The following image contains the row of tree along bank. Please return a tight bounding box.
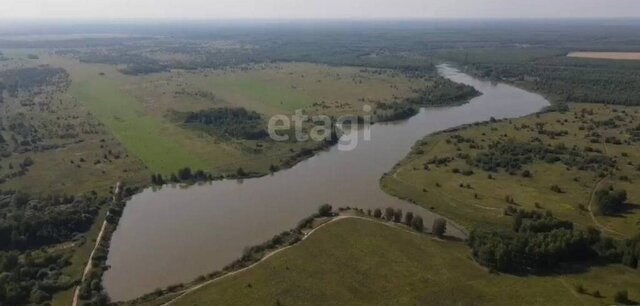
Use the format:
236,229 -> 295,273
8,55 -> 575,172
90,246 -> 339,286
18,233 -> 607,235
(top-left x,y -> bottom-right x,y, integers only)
126,204 -> 446,305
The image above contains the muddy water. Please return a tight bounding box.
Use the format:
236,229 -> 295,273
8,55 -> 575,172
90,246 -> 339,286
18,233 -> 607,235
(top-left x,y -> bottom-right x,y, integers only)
103,65 -> 550,301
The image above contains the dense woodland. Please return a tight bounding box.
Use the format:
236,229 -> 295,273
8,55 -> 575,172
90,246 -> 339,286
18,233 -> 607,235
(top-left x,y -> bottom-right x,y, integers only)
441,50 -> 640,106
182,107 -> 268,140
0,191 -> 104,304
469,209 -> 640,273
0,192 -> 100,250
405,78 -> 480,106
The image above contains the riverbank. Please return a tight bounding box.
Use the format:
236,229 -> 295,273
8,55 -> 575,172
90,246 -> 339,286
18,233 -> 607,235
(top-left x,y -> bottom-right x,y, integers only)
138,216 -> 640,306
381,102 -> 640,237
101,65 -> 550,301
124,206 -> 449,306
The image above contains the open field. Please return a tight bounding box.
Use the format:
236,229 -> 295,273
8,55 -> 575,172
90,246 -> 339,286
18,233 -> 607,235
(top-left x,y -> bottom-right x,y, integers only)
166,218 -> 640,306
568,52 -> 640,61
152,62 -> 433,117
46,56 -> 438,176
382,103 -> 640,238
0,50 -> 149,195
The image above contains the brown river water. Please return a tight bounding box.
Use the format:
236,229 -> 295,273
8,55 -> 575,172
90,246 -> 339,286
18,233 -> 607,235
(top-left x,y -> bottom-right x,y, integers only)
102,65 -> 550,301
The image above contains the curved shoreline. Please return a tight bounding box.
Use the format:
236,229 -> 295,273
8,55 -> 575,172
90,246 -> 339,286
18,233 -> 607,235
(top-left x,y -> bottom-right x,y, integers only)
103,64 -> 550,301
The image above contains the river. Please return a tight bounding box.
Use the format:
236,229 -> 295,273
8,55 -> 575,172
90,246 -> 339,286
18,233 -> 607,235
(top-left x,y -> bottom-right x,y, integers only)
102,65 -> 550,301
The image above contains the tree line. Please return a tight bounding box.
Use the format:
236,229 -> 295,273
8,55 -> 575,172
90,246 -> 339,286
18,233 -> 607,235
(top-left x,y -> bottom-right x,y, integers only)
469,208 -> 640,274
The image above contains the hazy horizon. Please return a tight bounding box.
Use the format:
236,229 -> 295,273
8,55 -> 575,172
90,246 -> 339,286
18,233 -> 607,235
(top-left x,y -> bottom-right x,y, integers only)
2,0 -> 640,20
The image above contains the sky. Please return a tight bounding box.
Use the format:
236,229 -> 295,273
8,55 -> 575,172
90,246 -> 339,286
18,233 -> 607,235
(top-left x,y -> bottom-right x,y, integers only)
2,0 -> 640,20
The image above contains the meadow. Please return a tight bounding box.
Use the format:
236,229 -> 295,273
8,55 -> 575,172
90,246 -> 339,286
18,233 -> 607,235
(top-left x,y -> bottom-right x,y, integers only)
168,218 -> 640,306
50,58 -> 436,176
382,104 -> 640,238
0,50 -> 148,196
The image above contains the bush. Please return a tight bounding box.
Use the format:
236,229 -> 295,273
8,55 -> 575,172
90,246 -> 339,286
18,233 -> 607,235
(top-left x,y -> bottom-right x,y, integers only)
550,184 -> 563,193
411,216 -> 424,232
373,208 -> 382,219
595,188 -> 627,215
404,212 -> 414,225
393,209 -> 403,223
384,207 -> 395,221
432,218 -> 447,237
318,204 -> 333,217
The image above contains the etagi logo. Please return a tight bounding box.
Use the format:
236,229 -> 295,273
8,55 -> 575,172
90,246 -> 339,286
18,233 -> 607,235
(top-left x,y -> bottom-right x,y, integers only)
267,105 -> 373,151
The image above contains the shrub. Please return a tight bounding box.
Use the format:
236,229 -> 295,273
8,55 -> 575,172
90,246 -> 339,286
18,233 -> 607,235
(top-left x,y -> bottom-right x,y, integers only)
432,218 -> 447,237
595,188 -> 627,215
318,204 -> 332,217
373,208 -> 382,219
404,212 -> 414,225
411,216 -> 424,232
393,209 -> 403,223
550,184 -> 563,193
384,207 -> 395,221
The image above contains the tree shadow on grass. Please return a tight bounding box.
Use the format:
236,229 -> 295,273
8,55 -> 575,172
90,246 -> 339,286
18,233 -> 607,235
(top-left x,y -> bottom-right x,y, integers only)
608,202 -> 640,218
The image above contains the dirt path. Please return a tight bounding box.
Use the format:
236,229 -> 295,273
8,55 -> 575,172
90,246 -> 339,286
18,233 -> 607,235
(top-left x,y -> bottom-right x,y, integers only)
72,182 -> 120,306
584,134 -> 624,237
161,215 -> 430,306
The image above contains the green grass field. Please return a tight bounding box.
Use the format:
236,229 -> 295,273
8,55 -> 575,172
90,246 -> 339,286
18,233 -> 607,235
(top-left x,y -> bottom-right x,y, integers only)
45,58 -> 436,176
0,51 -> 149,195
130,62 -> 432,117
52,57 -> 210,175
169,218 -> 639,306
382,103 -> 640,238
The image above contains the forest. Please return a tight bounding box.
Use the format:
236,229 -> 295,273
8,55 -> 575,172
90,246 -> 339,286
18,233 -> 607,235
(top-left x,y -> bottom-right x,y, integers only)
0,191 -> 105,304
182,107 -> 268,140
447,51 -> 640,106
469,209 -> 640,274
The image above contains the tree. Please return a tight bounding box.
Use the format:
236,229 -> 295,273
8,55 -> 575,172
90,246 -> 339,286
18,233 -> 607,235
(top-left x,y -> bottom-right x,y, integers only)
170,173 -> 179,183
595,188 -> 627,215
178,167 -> 192,181
404,212 -> 414,225
384,207 -> 395,221
237,167 -> 247,177
20,156 -> 34,168
318,204 -> 332,217
373,208 -> 382,219
411,216 -> 424,232
393,209 -> 403,223
432,218 -> 447,237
